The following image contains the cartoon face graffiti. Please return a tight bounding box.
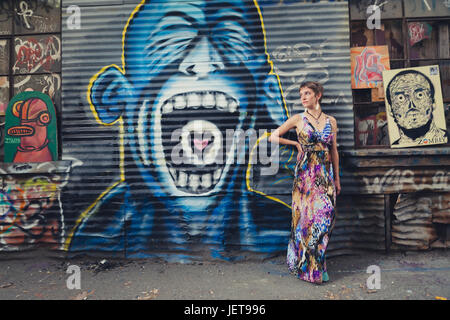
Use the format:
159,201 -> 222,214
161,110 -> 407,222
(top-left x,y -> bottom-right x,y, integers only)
4,91 -> 58,163
8,97 -> 52,162
387,71 -> 434,130
89,0 -> 284,199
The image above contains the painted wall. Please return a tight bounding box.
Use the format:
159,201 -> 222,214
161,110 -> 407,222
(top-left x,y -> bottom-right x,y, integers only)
57,0 -> 352,261
1,0 -> 446,260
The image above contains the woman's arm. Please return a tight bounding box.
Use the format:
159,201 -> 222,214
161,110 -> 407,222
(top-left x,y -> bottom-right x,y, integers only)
268,114 -> 302,153
329,117 -> 341,195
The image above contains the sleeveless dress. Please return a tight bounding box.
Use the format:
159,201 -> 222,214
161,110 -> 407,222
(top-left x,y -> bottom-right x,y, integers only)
287,113 -> 336,284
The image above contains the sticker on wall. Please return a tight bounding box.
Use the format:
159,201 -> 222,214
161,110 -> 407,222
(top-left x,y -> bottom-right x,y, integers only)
408,22 -> 432,47
383,65 -> 448,148
351,46 -> 390,89
4,91 -> 58,162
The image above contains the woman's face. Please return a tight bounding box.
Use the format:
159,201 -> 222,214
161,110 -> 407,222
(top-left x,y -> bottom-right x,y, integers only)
300,87 -> 320,110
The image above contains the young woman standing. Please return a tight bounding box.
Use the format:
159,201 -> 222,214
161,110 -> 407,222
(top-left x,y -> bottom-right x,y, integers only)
269,81 -> 340,284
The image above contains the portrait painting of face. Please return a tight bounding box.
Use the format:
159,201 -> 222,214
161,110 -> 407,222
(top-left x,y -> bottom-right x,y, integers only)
383,66 -> 448,148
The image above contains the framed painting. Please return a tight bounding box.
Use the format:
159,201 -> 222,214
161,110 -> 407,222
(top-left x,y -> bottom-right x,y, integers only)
383,65 -> 448,148
351,45 -> 390,89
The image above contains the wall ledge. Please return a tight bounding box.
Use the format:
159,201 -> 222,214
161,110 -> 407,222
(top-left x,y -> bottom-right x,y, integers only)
341,146 -> 450,168
0,161 -> 74,175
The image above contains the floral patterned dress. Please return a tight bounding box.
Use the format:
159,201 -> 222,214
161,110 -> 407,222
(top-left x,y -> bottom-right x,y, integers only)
287,113 -> 336,284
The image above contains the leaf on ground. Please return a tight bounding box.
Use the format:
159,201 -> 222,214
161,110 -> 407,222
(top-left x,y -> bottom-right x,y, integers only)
71,290 -> 95,300
137,288 -> 159,300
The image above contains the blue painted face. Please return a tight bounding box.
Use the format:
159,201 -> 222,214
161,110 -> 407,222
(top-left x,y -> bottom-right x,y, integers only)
90,0 -> 286,199
125,1 -> 262,197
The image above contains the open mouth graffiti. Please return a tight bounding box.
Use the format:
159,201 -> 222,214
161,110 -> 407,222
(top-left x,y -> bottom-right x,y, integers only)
160,91 -> 240,194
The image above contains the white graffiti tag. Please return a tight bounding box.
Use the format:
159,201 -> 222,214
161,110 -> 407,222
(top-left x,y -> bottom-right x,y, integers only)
363,169 -> 450,193
13,36 -> 61,74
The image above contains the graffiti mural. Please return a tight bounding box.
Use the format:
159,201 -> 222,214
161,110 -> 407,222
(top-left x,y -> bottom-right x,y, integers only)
13,0 -> 61,34
0,160 -> 80,251
13,35 -> 61,75
65,0 -> 293,260
14,73 -> 60,97
4,91 -> 58,163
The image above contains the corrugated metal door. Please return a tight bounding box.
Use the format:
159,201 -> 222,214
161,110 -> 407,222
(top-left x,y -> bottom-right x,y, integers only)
61,0 -> 354,261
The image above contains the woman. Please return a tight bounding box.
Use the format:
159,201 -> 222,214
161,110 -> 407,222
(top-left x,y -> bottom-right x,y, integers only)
269,81 -> 340,284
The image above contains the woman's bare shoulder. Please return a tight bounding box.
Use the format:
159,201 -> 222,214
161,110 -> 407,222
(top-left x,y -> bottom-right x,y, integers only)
325,114 -> 337,125
291,113 -> 303,128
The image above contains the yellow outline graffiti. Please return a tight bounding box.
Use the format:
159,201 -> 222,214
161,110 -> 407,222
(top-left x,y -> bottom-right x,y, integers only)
247,0 -> 291,209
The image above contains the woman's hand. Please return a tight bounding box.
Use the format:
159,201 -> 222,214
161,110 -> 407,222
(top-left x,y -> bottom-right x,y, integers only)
335,178 -> 341,195
296,143 -> 303,161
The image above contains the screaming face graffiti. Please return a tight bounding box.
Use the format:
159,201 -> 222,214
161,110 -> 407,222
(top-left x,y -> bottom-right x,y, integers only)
67,0 -> 290,260
144,25 -> 251,196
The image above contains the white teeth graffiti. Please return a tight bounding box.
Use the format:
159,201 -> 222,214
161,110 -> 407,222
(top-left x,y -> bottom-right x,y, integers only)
203,93 -> 215,108
162,101 -> 174,114
161,91 -> 239,114
154,90 -> 241,196
201,173 -> 212,189
213,168 -> 221,181
187,93 -> 201,108
174,95 -> 185,109
178,171 -> 188,188
167,166 -> 223,193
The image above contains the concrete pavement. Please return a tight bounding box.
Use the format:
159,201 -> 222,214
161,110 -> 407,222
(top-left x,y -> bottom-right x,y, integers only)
0,249 -> 448,300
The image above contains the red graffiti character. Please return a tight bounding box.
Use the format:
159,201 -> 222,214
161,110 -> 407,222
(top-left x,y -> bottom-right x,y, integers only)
8,97 -> 52,162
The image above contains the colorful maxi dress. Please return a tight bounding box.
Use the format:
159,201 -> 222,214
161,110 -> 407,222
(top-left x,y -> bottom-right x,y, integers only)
287,113 -> 336,284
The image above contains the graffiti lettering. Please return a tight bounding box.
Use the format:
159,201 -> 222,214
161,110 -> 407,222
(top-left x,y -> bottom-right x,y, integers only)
11,163 -> 33,173
0,0 -> 59,32
14,74 -> 61,100
363,169 -> 450,193
432,171 -> 450,190
16,1 -> 36,30
272,41 -> 329,111
353,47 -> 387,88
13,36 -> 61,74
363,169 -> 414,193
